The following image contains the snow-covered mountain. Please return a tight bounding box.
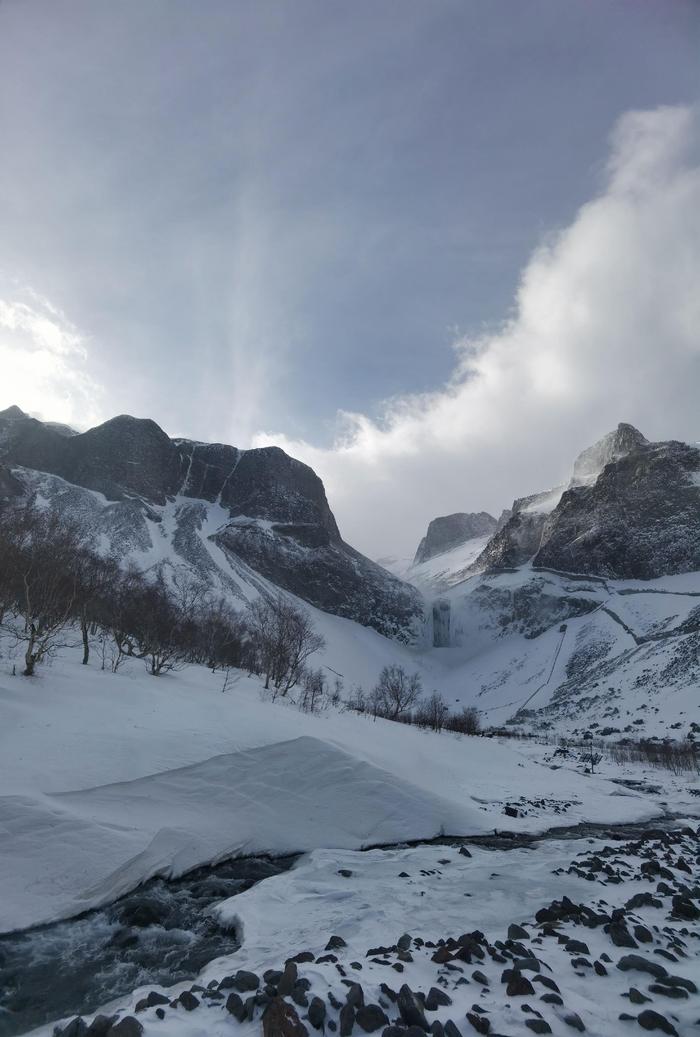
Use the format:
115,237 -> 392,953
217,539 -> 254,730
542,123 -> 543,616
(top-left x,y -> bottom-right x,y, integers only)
0,406 -> 422,641
2,407 -> 698,738
414,511 -> 498,565
474,422 -> 700,577
386,424 -> 700,737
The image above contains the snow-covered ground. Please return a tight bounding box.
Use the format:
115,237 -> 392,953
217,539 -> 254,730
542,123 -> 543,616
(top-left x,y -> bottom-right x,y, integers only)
1,635 -> 698,1037
0,645 -> 683,936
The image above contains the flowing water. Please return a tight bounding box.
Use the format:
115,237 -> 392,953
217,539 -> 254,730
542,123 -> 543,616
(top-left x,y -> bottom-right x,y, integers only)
0,815 -> 692,1037
0,855 -> 297,1037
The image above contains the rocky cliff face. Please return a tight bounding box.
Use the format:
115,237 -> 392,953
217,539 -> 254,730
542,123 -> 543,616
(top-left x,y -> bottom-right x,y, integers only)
472,423 -> 699,580
535,437 -> 700,578
570,422 -> 648,487
0,406 -> 422,640
413,512 -> 497,564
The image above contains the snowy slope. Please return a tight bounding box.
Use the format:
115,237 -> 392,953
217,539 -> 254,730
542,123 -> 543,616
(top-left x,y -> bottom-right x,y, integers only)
379,535 -> 492,592
410,565 -> 700,738
0,649 -> 662,935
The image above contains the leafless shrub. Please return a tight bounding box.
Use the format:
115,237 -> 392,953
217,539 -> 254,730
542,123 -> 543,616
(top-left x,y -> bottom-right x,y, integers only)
445,706 -> 481,736
415,691 -> 449,732
246,593 -> 325,696
607,739 -> 699,774
371,664 -> 422,721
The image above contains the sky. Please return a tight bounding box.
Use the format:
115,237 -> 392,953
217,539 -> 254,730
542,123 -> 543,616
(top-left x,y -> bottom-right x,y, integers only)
1,0 -> 699,557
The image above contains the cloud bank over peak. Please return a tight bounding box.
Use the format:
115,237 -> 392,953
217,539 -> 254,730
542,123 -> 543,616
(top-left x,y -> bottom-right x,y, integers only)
255,104 -> 700,558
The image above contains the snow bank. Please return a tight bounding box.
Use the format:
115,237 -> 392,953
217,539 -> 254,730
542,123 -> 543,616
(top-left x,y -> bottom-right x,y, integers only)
0,650 -> 660,934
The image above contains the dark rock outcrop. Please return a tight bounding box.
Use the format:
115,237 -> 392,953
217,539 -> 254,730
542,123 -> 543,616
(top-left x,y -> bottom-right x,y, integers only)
472,424 -> 700,580
414,513 -> 497,565
0,406 -> 422,640
534,437 -> 700,578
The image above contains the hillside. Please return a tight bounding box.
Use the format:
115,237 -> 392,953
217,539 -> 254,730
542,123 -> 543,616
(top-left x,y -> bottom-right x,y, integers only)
0,406 -> 422,641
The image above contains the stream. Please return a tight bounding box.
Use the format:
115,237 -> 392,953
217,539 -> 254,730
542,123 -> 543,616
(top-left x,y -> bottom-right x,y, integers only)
0,855 -> 297,1037
0,814 -> 691,1037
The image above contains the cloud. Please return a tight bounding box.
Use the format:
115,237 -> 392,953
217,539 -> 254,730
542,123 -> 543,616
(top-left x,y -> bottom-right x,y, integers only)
0,282 -> 104,429
254,104 -> 700,558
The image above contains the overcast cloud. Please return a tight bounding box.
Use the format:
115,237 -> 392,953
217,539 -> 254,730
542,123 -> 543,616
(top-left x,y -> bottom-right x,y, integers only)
262,104 -> 700,555
0,1 -> 698,557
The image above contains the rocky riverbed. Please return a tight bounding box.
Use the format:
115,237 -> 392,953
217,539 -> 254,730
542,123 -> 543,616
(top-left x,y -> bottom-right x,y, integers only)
44,820 -> 700,1037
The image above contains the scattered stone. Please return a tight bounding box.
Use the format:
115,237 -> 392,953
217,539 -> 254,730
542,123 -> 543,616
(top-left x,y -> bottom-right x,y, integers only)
471,971 -> 489,987
292,985 -> 310,1008
565,940 -> 590,956
425,987 -> 452,1011
533,976 -> 559,994
263,997 -> 309,1037
226,993 -> 247,1022
636,1009 -> 679,1036
356,1005 -> 390,1032
562,1013 -> 585,1032
85,1016 -> 117,1037
506,973 -> 535,997
524,1021 -> 551,1035
465,1013 -> 489,1035
616,955 -> 668,979
670,895 -> 699,921
278,963 -> 299,996
346,982 -> 365,1008
338,870 -> 353,878
648,984 -> 688,1000
629,989 -> 651,1004
397,985 -> 429,1030
308,997 -> 326,1030
105,1019 -> 143,1037
340,1004 -> 355,1037
60,1020 -> 87,1037
175,991 -> 198,1011
508,924 -> 529,941
234,970 -> 260,992
609,923 -> 638,949
327,936 -> 347,950
539,994 -> 563,1006
634,926 -> 653,944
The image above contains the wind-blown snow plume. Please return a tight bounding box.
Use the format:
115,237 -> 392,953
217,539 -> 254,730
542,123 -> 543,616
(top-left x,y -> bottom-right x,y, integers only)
256,104 -> 700,557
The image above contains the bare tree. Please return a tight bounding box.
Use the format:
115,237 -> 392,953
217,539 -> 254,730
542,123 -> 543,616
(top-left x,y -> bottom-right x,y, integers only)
0,501 -> 83,676
298,666 -> 326,713
416,690 -> 449,732
246,594 -> 325,696
446,705 -> 481,736
73,550 -> 117,665
344,685 -> 367,714
372,664 -> 422,721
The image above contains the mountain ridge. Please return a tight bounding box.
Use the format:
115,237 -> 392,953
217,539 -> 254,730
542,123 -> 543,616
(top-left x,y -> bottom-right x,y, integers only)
0,405 -> 422,640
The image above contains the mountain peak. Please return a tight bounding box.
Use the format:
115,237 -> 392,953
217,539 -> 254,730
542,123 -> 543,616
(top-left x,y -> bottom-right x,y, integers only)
570,422 -> 648,487
414,511 -> 497,565
0,405 -> 29,421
